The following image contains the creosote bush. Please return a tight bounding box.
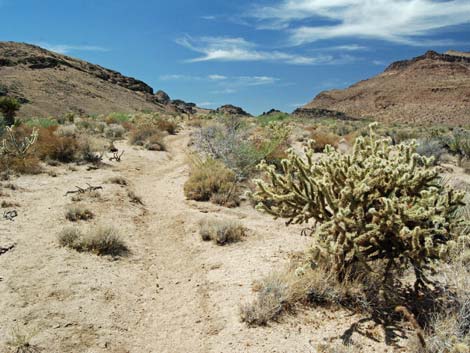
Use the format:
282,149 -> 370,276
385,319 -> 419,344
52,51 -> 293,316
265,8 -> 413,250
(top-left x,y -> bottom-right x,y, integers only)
253,123 -> 466,289
199,218 -> 246,245
65,205 -> 94,221
184,156 -> 238,205
58,225 -> 128,256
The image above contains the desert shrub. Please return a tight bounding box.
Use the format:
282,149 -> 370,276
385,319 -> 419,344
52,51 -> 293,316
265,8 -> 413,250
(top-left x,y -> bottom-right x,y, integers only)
35,127 -> 79,163
257,112 -> 289,126
104,124 -> 126,139
25,117 -> 58,129
416,138 -> 446,165
309,129 -> 340,152
105,112 -> 130,125
385,127 -> 421,145
129,125 -> 161,146
0,96 -> 20,126
76,136 -> 106,164
58,225 -> 128,256
155,118 -> 178,135
184,156 -> 237,203
240,264 -> 368,326
6,325 -> 40,353
55,124 -> 77,137
107,176 -> 128,185
83,226 -> 128,256
58,227 -> 83,249
143,131 -> 166,151
128,190 -> 144,204
194,119 -> 289,178
199,218 -> 246,245
65,205 -> 94,221
253,123 -> 466,289
442,128 -> 470,166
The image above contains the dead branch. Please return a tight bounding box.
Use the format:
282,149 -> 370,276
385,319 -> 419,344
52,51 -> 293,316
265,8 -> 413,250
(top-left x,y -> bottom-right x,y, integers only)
64,184 -> 103,196
3,210 -> 18,221
109,150 -> 124,162
0,243 -> 15,255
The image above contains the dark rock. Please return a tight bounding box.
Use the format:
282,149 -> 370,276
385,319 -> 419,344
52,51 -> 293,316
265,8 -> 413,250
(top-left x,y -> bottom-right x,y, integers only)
292,107 -> 358,121
261,108 -> 282,116
215,104 -> 251,116
154,90 -> 171,105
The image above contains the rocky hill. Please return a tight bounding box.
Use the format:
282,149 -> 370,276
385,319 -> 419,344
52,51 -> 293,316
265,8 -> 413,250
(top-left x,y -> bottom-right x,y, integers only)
0,41 -> 198,117
300,50 -> 470,125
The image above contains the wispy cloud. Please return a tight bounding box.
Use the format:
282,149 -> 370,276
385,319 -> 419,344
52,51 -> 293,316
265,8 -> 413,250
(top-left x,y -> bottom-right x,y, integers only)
197,101 -> 218,107
201,15 -> 216,20
176,35 -> 350,64
35,42 -> 108,54
160,73 -> 280,94
249,0 -> 470,46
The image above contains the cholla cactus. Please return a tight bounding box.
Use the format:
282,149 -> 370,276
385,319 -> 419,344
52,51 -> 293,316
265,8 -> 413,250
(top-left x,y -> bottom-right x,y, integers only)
0,126 -> 38,159
253,123 -> 466,289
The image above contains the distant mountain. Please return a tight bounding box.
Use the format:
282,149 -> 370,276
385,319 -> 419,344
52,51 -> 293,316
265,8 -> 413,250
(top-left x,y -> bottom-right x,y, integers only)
298,50 -> 470,125
0,41 -> 200,117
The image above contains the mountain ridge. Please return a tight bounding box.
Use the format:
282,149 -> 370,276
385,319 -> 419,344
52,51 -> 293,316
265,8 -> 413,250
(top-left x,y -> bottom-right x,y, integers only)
299,50 -> 470,125
0,41 -> 200,117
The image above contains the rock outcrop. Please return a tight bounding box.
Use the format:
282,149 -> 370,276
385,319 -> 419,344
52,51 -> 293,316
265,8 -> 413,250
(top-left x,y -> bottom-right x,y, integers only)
302,50 -> 470,125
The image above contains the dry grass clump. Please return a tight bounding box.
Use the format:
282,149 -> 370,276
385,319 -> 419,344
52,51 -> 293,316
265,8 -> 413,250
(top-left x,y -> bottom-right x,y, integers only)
199,218 -> 246,245
144,131 -> 166,151
106,176 -> 128,185
1,200 -> 20,208
65,205 -> 94,222
104,124 -> 126,139
6,326 -> 40,353
309,129 -> 340,152
55,124 -> 77,137
184,156 -> 238,205
240,263 -> 368,326
128,190 -> 144,205
156,119 -> 178,135
58,225 -> 128,257
129,125 -> 166,151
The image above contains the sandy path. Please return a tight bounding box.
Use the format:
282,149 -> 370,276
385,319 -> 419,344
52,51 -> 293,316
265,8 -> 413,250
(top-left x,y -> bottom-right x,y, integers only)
0,130 -> 406,353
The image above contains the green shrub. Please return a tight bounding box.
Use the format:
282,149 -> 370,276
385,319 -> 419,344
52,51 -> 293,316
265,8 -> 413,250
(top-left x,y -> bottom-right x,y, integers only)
25,117 -> 59,129
253,123 -> 466,289
0,96 -> 20,126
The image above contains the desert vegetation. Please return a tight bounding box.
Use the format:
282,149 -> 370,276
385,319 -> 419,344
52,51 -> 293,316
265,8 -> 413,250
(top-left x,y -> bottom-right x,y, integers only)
1,105 -> 469,353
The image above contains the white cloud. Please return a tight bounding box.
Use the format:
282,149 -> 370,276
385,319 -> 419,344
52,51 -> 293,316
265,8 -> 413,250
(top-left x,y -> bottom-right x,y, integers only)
197,101 -> 217,107
208,74 -> 228,80
160,73 -> 280,94
249,0 -> 470,46
201,15 -> 216,20
35,42 -> 108,54
176,35 -> 344,64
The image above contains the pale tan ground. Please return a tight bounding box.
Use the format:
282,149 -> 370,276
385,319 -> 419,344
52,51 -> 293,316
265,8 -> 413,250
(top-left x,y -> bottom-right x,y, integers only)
0,130 -> 424,353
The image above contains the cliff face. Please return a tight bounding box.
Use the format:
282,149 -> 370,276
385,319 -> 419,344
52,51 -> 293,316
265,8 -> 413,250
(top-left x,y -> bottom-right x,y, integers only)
0,41 -> 197,117
301,50 -> 470,125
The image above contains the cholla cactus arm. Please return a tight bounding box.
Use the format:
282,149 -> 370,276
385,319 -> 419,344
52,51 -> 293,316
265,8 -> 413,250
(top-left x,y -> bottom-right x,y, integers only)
253,123 -> 466,287
0,127 -> 38,158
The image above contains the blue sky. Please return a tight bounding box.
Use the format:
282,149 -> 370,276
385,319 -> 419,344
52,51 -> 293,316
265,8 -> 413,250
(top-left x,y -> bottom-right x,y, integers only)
1,0 -> 470,115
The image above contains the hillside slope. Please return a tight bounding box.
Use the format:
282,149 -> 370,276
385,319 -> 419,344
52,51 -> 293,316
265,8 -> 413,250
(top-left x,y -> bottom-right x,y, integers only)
0,41 -> 198,117
300,50 -> 470,125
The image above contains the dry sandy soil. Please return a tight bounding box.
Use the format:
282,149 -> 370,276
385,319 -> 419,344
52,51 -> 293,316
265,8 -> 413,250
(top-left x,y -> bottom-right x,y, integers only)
0,130 -> 437,353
